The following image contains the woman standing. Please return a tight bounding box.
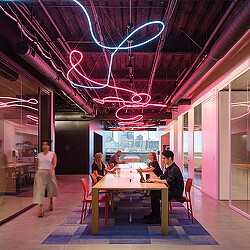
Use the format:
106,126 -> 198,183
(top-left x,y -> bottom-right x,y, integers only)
33,140 -> 59,217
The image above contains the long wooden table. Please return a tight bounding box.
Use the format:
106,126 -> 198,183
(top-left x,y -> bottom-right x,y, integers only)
92,163 -> 168,235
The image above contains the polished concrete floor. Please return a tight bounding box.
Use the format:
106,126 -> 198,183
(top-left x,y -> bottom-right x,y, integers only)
0,175 -> 249,250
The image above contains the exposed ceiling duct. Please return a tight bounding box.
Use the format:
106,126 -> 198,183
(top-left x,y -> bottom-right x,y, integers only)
55,112 -> 93,121
15,41 -> 94,115
169,0 -> 250,106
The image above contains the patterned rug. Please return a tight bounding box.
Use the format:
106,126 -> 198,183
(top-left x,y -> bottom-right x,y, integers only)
42,192 -> 218,245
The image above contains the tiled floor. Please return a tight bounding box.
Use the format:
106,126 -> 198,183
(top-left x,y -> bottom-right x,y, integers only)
0,175 -> 250,250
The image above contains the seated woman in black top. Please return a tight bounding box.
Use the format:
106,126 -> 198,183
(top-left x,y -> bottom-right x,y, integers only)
136,152 -> 163,197
137,152 -> 163,177
92,153 -> 117,181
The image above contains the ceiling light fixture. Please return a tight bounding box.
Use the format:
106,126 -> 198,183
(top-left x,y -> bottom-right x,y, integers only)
67,0 -> 166,126
68,0 -> 164,89
127,59 -> 133,69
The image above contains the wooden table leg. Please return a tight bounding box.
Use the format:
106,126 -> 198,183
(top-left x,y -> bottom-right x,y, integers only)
161,188 -> 168,235
110,191 -> 114,212
92,188 -> 99,235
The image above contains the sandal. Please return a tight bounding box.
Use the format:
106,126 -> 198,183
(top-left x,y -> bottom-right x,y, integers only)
49,204 -> 53,211
38,211 -> 44,217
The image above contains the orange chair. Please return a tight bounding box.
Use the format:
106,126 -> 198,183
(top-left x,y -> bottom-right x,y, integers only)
80,178 -> 109,224
169,178 -> 194,224
90,173 -> 114,212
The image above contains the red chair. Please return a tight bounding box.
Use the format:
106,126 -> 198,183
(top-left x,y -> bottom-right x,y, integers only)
90,173 -> 114,212
80,178 -> 109,224
169,178 -> 194,224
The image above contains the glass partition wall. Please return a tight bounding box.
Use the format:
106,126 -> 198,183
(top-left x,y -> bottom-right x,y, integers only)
194,104 -> 202,187
0,73 -> 39,222
183,113 -> 189,180
230,69 -> 250,217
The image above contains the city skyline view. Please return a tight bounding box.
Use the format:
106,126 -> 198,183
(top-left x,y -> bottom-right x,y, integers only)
105,131 -> 159,153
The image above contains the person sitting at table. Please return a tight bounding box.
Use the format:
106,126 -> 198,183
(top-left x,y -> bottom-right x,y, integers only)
105,162 -> 117,174
144,150 -> 185,224
92,153 -> 117,181
108,151 -> 127,198
33,140 -> 59,217
137,152 -> 163,198
109,150 -> 124,166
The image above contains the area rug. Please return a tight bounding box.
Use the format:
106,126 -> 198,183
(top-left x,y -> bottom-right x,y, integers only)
42,192 -> 218,245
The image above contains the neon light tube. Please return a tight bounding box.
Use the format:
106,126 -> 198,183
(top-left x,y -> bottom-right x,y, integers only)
0,97 -> 38,111
67,1 -> 167,126
27,115 -> 38,124
68,0 -> 164,89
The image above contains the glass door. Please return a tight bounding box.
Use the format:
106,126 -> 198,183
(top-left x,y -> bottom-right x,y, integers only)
230,69 -> 250,216
183,113 -> 188,180
0,73 -> 39,222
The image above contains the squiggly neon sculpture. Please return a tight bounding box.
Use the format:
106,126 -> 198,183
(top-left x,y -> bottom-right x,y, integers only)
231,101 -> 250,120
27,114 -> 38,125
67,0 -> 167,126
0,97 -> 38,111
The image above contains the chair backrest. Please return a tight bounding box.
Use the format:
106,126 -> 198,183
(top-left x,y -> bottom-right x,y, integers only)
90,173 -> 97,187
185,178 -> 193,197
81,178 -> 90,200
5,167 -> 16,179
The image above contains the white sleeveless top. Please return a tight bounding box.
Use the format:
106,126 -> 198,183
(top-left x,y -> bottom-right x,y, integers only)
37,151 -> 54,170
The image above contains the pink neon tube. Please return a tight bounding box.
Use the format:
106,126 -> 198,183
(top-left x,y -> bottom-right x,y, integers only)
0,97 -> 38,111
67,50 -> 166,125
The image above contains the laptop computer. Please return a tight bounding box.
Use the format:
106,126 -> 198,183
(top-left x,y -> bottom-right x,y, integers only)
137,170 -> 146,183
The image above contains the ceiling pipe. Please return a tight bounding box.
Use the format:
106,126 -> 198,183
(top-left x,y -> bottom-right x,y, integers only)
55,112 -> 93,121
164,0 -> 240,106
10,1 -> 96,101
169,0 -> 250,106
147,0 -> 177,94
15,41 -> 94,115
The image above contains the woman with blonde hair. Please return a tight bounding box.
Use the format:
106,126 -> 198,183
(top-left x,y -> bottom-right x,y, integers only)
92,152 -> 117,181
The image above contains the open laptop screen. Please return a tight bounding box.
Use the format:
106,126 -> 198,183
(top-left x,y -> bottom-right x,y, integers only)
137,170 -> 146,183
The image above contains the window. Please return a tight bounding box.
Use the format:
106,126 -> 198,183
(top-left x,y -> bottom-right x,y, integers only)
105,131 -> 159,163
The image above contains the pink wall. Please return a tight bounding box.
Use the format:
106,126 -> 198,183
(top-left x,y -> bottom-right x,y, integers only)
202,93 -> 219,199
